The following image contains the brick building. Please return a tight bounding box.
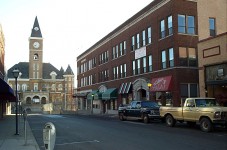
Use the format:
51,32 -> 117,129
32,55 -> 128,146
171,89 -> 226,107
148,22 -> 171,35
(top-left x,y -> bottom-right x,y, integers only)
197,0 -> 227,106
7,17 -> 75,113
75,0 -> 199,114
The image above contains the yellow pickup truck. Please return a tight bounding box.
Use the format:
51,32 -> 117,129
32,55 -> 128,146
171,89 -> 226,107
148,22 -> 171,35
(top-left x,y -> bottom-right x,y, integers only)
160,98 -> 227,132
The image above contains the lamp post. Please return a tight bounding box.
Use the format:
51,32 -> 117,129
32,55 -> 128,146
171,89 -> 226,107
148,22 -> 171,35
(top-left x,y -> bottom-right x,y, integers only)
91,94 -> 94,114
147,83 -> 152,100
12,68 -> 20,135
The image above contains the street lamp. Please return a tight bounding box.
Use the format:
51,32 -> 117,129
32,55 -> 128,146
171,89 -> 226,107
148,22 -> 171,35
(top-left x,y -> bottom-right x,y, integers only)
12,68 -> 20,135
147,83 -> 152,100
91,94 -> 94,114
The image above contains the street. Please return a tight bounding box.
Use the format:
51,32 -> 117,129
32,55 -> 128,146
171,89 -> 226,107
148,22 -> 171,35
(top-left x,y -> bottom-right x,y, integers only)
27,114 -> 227,150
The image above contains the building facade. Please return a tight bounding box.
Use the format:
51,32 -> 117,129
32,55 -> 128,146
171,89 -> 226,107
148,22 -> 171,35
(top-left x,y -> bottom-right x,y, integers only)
0,24 -> 16,118
75,0 -> 199,114
7,17 -> 75,113
197,0 -> 227,106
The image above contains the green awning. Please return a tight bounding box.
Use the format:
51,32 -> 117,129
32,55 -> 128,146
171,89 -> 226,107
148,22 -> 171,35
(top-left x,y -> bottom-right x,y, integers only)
102,88 -> 117,100
87,90 -> 98,100
94,92 -> 102,100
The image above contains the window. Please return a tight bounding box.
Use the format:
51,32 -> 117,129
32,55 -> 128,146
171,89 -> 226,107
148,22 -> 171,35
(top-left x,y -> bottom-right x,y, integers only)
188,48 -> 196,67
209,18 -> 216,36
169,48 -> 174,67
142,30 -> 146,46
34,83 -> 38,91
160,19 -> 165,38
120,43 -> 123,56
178,15 -> 195,34
178,15 -> 186,33
179,47 -> 187,66
148,55 -> 152,72
180,84 -> 198,98
131,36 -> 135,51
22,84 -> 27,92
162,50 -> 166,69
136,33 -> 140,49
123,41 -> 126,55
147,27 -> 152,44
143,57 -> 146,73
179,47 -> 197,67
34,54 -> 39,60
168,16 -> 173,35
113,67 -> 116,79
137,59 -> 140,74
133,60 -> 136,75
116,45 -> 119,58
112,47 -> 115,59
124,64 -> 127,77
116,66 -> 119,79
187,16 -> 195,34
120,65 -> 123,78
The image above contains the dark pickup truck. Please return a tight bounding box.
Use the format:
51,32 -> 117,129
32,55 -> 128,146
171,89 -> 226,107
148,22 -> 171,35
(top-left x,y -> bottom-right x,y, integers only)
118,100 -> 160,123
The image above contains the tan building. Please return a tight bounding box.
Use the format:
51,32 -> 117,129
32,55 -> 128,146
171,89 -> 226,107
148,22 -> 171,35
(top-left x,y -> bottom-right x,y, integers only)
7,17 -> 75,113
198,0 -> 227,105
0,24 -> 16,118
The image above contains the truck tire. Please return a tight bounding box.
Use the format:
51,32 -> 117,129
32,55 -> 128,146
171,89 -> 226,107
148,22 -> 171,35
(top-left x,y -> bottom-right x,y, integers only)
200,118 -> 213,132
165,115 -> 176,127
119,113 -> 126,121
143,114 -> 149,124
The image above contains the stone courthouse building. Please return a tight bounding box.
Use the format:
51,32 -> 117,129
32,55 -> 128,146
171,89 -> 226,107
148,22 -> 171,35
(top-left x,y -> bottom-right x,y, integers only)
7,17 -> 75,113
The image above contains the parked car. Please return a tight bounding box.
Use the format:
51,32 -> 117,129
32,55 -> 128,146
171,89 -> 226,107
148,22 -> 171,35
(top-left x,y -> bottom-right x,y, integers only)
118,100 -> 160,123
160,97 -> 227,132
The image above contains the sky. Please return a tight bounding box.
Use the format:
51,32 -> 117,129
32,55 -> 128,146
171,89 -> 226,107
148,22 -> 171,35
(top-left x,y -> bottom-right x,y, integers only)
0,0 -> 152,78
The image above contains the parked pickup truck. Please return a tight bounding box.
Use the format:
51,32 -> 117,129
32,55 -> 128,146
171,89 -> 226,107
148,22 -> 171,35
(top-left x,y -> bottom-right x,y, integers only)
160,98 -> 227,132
118,100 -> 160,123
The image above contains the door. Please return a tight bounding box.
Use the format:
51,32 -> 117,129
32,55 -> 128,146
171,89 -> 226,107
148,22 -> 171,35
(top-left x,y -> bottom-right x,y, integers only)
183,99 -> 196,121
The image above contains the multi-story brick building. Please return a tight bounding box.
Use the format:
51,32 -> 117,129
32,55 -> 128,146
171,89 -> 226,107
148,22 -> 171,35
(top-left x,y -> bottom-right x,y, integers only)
0,24 -> 16,118
7,17 -> 75,113
198,0 -> 227,106
75,0 -> 199,114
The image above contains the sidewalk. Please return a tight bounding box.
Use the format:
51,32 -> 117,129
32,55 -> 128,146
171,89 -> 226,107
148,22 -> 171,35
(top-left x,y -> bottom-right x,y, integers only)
0,115 -> 40,150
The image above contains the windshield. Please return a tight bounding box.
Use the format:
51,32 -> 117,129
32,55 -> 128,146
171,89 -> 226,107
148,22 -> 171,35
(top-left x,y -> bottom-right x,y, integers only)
195,99 -> 219,107
141,101 -> 159,108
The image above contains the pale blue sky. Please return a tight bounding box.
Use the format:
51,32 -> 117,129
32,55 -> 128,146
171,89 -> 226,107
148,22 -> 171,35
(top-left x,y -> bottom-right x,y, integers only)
0,0 -> 152,76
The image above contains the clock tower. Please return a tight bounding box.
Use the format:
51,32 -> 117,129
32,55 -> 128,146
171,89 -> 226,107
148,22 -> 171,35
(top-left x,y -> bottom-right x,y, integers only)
29,16 -> 43,79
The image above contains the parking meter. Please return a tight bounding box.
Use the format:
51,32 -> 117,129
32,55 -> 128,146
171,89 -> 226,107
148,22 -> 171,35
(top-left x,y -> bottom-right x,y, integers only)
23,110 -> 27,145
43,122 -> 56,150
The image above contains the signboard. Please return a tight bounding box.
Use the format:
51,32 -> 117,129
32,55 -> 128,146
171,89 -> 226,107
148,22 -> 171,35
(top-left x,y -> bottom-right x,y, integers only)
135,47 -> 146,59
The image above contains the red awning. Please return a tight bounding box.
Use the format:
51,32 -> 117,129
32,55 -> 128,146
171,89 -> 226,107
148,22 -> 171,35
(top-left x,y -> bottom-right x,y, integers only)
150,76 -> 172,92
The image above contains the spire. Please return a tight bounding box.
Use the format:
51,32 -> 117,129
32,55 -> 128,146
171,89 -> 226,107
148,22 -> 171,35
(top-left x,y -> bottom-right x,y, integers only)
64,65 -> 74,75
30,16 -> 42,38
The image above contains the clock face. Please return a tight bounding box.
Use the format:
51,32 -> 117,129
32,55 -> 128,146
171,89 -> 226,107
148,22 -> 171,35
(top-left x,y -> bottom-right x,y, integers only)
34,27 -> 39,31
33,42 -> 40,48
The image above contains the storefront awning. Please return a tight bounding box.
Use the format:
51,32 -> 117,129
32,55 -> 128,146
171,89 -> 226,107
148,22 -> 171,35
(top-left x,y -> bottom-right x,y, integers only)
0,78 -> 16,102
102,88 -> 117,100
119,82 -> 132,94
87,90 -> 98,100
94,92 -> 102,100
150,76 -> 172,92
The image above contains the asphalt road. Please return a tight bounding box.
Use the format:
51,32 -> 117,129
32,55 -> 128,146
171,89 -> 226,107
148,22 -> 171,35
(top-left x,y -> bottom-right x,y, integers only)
27,114 -> 227,150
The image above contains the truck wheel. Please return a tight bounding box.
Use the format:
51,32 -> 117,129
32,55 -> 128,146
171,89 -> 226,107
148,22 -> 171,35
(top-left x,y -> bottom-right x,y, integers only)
119,113 -> 126,121
200,118 -> 213,132
166,115 -> 176,127
143,114 -> 149,124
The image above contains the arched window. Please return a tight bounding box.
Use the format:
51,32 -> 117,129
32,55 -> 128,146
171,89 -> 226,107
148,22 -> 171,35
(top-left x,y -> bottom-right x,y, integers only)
32,96 -> 40,104
22,84 -> 27,92
41,97 -> 46,104
51,84 -> 56,91
26,97 -> 32,104
58,84 -> 63,91
34,53 -> 39,60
